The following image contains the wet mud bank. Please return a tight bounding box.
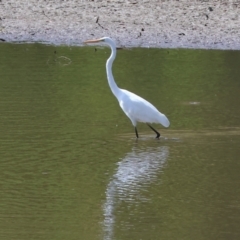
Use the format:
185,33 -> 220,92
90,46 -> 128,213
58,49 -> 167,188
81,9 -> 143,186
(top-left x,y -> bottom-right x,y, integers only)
0,0 -> 239,49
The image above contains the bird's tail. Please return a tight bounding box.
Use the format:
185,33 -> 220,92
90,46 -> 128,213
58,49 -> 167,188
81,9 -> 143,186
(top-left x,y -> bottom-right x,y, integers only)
159,113 -> 170,128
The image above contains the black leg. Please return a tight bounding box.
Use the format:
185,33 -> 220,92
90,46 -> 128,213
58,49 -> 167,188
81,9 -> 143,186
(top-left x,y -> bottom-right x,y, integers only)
135,127 -> 139,138
147,124 -> 160,139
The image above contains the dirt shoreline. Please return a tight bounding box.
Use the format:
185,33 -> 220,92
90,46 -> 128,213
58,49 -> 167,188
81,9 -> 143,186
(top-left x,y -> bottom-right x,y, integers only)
0,0 -> 240,49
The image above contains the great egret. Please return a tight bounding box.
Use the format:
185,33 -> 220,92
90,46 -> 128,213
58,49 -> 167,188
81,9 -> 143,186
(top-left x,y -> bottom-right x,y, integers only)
84,37 -> 170,138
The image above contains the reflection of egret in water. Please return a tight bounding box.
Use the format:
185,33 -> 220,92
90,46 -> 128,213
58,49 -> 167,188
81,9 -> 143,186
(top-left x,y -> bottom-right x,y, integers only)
103,146 -> 169,240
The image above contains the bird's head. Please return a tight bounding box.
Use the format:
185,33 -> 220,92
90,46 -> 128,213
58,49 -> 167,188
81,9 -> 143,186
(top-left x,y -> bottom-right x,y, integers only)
84,37 -> 115,46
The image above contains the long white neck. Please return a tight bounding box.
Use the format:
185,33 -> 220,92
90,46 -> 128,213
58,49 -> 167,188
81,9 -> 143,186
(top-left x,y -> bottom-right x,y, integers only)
106,41 -> 121,99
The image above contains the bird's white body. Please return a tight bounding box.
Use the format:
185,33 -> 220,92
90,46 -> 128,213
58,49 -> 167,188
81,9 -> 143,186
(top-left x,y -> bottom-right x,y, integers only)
117,89 -> 170,127
84,37 -> 170,138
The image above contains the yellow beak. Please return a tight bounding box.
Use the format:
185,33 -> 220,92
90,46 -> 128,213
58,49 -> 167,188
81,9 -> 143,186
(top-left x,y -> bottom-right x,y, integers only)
84,38 -> 102,44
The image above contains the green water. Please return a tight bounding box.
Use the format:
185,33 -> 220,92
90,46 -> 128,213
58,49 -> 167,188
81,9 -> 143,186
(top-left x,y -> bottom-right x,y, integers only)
0,43 -> 239,240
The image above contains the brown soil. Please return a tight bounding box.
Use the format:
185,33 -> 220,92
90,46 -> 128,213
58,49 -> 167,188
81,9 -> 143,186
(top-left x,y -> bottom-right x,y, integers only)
0,0 -> 239,49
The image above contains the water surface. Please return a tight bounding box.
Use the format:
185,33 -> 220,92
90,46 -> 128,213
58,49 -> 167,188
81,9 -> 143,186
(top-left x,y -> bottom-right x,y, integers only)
0,43 -> 240,240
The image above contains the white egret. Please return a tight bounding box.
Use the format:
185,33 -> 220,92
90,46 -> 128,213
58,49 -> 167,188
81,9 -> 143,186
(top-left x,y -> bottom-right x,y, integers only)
84,37 -> 170,138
